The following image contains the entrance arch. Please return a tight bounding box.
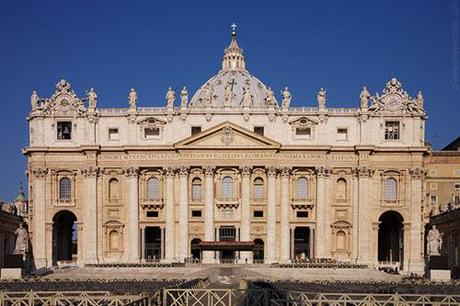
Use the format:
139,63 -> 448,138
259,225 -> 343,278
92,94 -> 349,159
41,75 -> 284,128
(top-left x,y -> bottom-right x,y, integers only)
378,211 -> 404,267
52,210 -> 78,264
191,238 -> 202,261
253,239 -> 264,263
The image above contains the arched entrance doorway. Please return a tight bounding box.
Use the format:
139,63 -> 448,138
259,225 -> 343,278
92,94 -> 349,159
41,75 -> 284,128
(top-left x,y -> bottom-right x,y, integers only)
253,239 -> 264,263
52,210 -> 77,264
378,211 -> 404,269
191,238 -> 202,261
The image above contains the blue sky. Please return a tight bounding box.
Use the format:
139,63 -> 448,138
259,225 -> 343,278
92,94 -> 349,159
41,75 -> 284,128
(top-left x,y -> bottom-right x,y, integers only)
0,0 -> 458,200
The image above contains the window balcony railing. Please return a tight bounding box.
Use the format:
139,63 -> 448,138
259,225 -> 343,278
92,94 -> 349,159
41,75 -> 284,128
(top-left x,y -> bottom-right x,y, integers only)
380,199 -> 401,206
141,198 -> 164,210
335,198 -> 348,204
291,197 -> 314,210
251,197 -> 266,203
216,197 -> 239,209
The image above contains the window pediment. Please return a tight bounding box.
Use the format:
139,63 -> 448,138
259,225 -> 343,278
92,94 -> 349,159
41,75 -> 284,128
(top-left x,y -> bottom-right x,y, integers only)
137,117 -> 166,128
289,117 -> 318,128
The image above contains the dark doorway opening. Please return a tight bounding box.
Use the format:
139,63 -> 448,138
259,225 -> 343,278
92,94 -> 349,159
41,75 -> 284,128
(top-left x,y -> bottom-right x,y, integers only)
52,210 -> 77,264
253,239 -> 264,262
378,211 -> 404,267
191,238 -> 202,261
145,227 -> 161,261
219,226 -> 236,262
294,227 -> 310,260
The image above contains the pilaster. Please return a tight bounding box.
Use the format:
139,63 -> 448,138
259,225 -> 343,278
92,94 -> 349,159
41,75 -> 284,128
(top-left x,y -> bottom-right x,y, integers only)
355,166 -> 374,264
31,168 -> 48,269
203,166 -> 216,263
408,168 -> 425,274
266,166 -> 277,263
81,167 -> 100,264
315,166 -> 331,258
279,167 -> 291,263
239,166 -> 252,263
125,167 -> 139,262
164,167 -> 176,263
178,166 -> 189,261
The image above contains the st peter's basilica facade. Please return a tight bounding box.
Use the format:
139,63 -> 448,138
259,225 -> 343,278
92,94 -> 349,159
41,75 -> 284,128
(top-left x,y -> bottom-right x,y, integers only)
24,28 -> 428,274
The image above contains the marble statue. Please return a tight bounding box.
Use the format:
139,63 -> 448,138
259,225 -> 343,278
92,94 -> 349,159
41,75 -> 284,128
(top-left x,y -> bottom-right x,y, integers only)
416,91 -> 424,108
281,86 -> 292,108
128,88 -> 137,109
86,88 -> 98,109
180,86 -> 188,108
265,87 -> 275,107
242,87 -> 253,108
359,86 -> 370,109
166,87 -> 176,108
223,82 -> 233,106
30,90 -> 39,111
13,223 -> 29,255
427,225 -> 443,256
317,88 -> 326,109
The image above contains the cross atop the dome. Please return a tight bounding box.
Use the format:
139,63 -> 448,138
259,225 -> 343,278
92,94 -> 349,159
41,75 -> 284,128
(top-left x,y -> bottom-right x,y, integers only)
231,23 -> 237,32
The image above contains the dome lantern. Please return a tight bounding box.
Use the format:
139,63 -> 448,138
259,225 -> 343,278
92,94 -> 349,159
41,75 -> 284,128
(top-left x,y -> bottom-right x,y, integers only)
222,23 -> 245,71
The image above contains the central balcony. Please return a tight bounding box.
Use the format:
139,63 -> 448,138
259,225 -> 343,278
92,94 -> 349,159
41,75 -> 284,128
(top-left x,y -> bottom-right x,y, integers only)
141,199 -> 164,210
216,197 -> 239,209
291,197 -> 315,210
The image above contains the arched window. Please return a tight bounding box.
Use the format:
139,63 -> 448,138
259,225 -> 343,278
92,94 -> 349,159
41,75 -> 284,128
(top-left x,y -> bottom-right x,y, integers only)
296,177 -> 308,199
109,230 -> 119,251
222,176 -> 234,199
192,178 -> 202,202
109,178 -> 119,201
147,177 -> 160,201
336,178 -> 347,199
336,231 -> 346,251
384,178 -> 397,201
59,177 -> 71,201
253,178 -> 264,200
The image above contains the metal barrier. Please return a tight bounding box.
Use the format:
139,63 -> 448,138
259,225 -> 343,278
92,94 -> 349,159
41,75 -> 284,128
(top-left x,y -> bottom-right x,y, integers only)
0,290 -> 146,306
162,289 -> 460,306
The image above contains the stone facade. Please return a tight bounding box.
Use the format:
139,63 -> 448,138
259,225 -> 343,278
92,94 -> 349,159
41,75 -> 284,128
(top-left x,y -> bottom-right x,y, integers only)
23,28 -> 428,273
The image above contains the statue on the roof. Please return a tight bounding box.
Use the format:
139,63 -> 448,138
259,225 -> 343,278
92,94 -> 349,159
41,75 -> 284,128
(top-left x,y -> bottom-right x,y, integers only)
281,86 -> 292,109
317,88 -> 326,109
166,87 -> 175,108
359,86 -> 370,110
30,90 -> 39,111
180,86 -> 188,108
265,87 -> 276,107
86,88 -> 98,109
416,90 -> 424,108
242,87 -> 253,108
223,82 -> 234,107
128,88 -> 137,109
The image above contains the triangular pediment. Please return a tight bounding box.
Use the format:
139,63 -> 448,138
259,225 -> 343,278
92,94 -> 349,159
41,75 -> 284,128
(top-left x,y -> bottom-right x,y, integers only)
174,121 -> 281,149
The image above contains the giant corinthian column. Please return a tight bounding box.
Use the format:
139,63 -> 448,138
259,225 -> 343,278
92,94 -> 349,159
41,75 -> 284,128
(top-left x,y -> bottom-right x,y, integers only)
31,168 -> 48,268
315,166 -> 330,258
355,166 -> 372,264
178,166 -> 189,261
125,167 -> 140,262
239,166 -> 252,263
409,168 -> 424,274
266,166 -> 277,263
279,167 -> 291,263
164,167 -> 175,262
82,167 -> 99,264
202,166 -> 215,263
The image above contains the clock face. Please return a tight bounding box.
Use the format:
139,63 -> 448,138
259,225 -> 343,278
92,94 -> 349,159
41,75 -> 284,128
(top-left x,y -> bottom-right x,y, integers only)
57,94 -> 72,110
383,94 -> 400,109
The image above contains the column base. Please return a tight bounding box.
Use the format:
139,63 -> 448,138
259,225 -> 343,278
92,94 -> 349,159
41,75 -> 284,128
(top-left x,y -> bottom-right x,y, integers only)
408,260 -> 425,275
265,258 -> 277,264
33,258 -> 48,270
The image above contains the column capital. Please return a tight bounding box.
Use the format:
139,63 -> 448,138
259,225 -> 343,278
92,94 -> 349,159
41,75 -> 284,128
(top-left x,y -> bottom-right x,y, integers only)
165,167 -> 176,177
240,166 -> 251,177
124,167 -> 139,177
31,168 -> 48,178
353,166 -> 374,177
279,167 -> 291,178
178,166 -> 189,177
204,166 -> 215,177
409,168 -> 425,179
315,166 -> 332,177
81,167 -> 100,177
266,166 -> 277,177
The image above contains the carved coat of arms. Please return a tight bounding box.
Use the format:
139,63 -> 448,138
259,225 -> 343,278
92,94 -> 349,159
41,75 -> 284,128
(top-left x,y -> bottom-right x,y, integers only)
220,126 -> 234,145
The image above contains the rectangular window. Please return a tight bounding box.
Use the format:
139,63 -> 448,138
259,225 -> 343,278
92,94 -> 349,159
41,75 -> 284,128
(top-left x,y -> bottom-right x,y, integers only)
430,195 -> 437,206
191,126 -> 202,136
253,210 -> 264,218
146,211 -> 159,218
296,127 -> 311,138
384,121 -> 400,140
455,183 -> 460,190
254,126 -> 264,136
144,127 -> 160,139
108,128 -> 119,140
192,210 -> 202,217
57,122 -> 72,140
296,211 -> 309,218
337,128 -> 348,141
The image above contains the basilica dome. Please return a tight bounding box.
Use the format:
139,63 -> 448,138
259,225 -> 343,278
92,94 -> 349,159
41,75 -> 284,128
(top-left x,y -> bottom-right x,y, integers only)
189,29 -> 278,109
